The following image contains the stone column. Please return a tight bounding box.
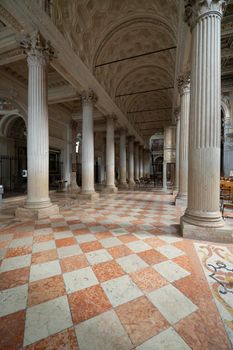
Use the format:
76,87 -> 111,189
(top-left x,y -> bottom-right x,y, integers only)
104,116 -> 118,193
176,73 -> 190,205
134,142 -> 139,181
139,146 -> 144,178
174,108 -> 181,193
144,149 -> 151,177
100,135 -> 106,185
79,90 -> 99,200
119,128 -> 128,188
128,136 -> 135,188
163,161 -> 167,191
69,120 -> 80,192
16,32 -> 58,218
181,0 -> 231,242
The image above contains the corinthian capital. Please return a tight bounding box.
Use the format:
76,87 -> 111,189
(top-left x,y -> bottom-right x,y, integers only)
184,0 -> 227,27
20,31 -> 54,66
81,89 -> 97,106
177,72 -> 191,95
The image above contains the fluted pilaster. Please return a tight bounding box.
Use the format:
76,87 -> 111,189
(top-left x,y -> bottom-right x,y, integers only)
176,72 -> 190,201
182,0 -> 225,228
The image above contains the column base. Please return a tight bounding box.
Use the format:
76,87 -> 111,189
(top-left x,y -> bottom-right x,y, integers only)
118,182 -> 128,189
102,186 -> 118,194
67,185 -> 80,193
175,193 -> 187,207
128,182 -> 135,189
180,218 -> 233,243
15,204 -> 59,219
78,191 -> 99,201
173,187 -> 178,196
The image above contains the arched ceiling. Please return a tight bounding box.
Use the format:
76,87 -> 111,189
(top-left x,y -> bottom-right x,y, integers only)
54,0 -> 179,142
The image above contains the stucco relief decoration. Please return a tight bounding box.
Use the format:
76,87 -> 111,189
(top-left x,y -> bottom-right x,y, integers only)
20,31 -> 54,66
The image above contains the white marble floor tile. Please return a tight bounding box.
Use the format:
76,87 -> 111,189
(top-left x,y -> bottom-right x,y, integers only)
69,223 -> 86,230
158,235 -> 182,244
24,296 -> 73,346
154,260 -> 190,282
0,284 -> 28,317
76,234 -> 96,244
34,228 -> 53,236
156,244 -> 184,259
89,225 -> 107,233
117,254 -> 148,273
57,244 -> 82,258
0,233 -> 13,242
86,249 -> 113,265
102,275 -> 143,307
0,254 -> 31,272
148,284 -> 198,324
136,327 -> 191,350
63,266 -> 98,293
9,236 -> 33,248
32,240 -> 56,253
133,231 -> 154,239
30,260 -> 61,282
126,240 -> 151,253
75,310 -> 133,350
54,231 -> 73,239
100,237 -> 122,248
111,228 -> 129,236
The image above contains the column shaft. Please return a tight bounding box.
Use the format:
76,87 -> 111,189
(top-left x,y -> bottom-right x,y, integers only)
177,74 -> 190,200
139,146 -> 144,178
105,117 -> 117,192
81,91 -> 96,194
69,121 -> 80,192
134,143 -> 139,180
174,110 -> 181,191
163,161 -> 167,191
128,137 -> 135,187
119,129 -> 127,187
16,32 -> 59,218
182,0 -> 226,232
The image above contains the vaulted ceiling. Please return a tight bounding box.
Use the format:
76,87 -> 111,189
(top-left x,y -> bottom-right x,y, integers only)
0,0 -> 232,144
54,0 -> 178,139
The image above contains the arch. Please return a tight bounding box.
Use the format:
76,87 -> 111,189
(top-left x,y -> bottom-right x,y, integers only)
93,15 -> 176,69
221,98 -> 231,124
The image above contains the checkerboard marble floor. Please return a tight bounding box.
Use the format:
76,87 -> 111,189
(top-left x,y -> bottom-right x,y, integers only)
0,190 -> 233,349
